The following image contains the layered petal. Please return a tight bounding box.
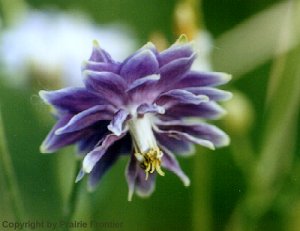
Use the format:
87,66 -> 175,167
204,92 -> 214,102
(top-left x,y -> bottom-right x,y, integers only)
39,88 -> 105,113
160,147 -> 190,186
120,49 -> 159,83
172,71 -> 231,89
107,109 -> 130,136
126,74 -> 161,103
154,131 -> 195,156
156,89 -> 209,108
55,105 -> 115,135
40,114 -> 93,153
162,102 -> 226,120
136,103 -> 165,117
88,138 -> 127,189
82,133 -> 125,173
83,70 -> 127,105
158,42 -> 194,66
153,126 -> 215,150
158,53 -> 196,88
89,40 -> 114,63
82,60 -> 119,73
156,120 -> 230,148
185,87 -> 232,101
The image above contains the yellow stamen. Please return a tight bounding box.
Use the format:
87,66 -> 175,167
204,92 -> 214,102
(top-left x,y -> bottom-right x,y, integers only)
134,147 -> 165,180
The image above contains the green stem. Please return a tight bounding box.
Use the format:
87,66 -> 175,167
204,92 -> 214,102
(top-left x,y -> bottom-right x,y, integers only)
0,110 -> 24,221
63,160 -> 82,225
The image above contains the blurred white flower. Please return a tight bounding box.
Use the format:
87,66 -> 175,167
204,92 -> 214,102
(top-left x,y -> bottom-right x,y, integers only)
191,30 -> 213,72
0,10 -> 137,87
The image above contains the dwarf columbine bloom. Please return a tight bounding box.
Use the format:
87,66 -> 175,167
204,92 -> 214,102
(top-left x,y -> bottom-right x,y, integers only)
40,35 -> 231,200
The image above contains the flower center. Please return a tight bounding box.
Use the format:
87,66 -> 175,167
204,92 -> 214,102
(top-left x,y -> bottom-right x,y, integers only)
128,115 -> 165,179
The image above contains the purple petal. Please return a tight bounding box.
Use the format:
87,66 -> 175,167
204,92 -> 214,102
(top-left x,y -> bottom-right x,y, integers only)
55,105 -> 115,135
154,127 -> 215,150
185,87 -> 232,101
88,144 -> 122,190
160,147 -> 190,186
172,71 -> 231,89
156,121 -> 230,147
120,49 -> 159,83
126,155 -> 138,201
77,133 -> 104,154
135,168 -> 156,198
126,74 -> 161,103
156,89 -> 209,108
40,114 -> 92,153
82,60 -> 119,73
158,53 -> 196,88
154,131 -> 195,156
136,103 -> 165,117
159,43 -> 194,67
89,40 -> 114,63
163,102 -> 226,120
107,109 -> 130,136
83,70 -> 127,105
39,88 -> 106,113
82,133 -> 125,173
125,154 -> 157,200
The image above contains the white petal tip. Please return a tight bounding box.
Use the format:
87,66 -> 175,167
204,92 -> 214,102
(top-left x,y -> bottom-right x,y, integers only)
54,128 -> 63,135
221,73 -> 232,82
107,125 -> 122,136
83,157 -> 94,174
75,170 -> 85,183
39,90 -> 49,103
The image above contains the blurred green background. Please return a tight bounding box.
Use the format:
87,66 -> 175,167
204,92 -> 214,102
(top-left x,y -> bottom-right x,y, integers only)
0,0 -> 300,231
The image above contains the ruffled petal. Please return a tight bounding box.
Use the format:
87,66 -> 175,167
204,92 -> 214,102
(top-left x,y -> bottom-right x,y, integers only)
159,43 -> 194,67
40,114 -> 93,153
154,131 -> 195,156
172,71 -> 231,89
39,88 -> 105,113
158,53 -> 196,88
184,87 -> 232,101
82,133 -> 125,173
55,105 -> 115,135
160,147 -> 190,186
153,126 -> 215,150
82,60 -> 119,73
89,40 -> 114,63
107,109 -> 130,136
83,70 -> 127,105
135,168 -> 156,198
88,142 -> 123,190
156,89 -> 209,108
120,49 -> 159,83
156,120 -> 230,148
126,74 -> 160,102
125,154 -> 157,201
163,102 -> 226,120
136,103 -> 165,117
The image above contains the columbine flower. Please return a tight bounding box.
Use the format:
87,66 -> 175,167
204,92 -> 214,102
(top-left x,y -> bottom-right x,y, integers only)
39,35 -> 231,200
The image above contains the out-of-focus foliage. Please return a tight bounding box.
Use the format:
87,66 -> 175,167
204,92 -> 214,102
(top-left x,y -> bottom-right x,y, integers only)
0,0 -> 299,231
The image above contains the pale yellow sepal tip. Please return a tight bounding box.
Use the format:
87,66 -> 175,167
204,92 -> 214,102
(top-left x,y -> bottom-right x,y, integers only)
176,34 -> 189,44
93,40 -> 100,48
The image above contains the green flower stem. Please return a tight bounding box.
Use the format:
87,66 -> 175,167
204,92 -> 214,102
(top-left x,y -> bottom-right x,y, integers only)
63,160 -> 82,225
0,110 -> 24,221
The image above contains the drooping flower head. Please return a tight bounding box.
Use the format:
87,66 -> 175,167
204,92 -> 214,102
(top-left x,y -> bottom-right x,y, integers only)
40,35 -> 231,200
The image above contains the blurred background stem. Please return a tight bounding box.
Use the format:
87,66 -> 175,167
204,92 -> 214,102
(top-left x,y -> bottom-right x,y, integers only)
0,110 -> 25,221
63,160 -> 82,224
226,1 -> 300,230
